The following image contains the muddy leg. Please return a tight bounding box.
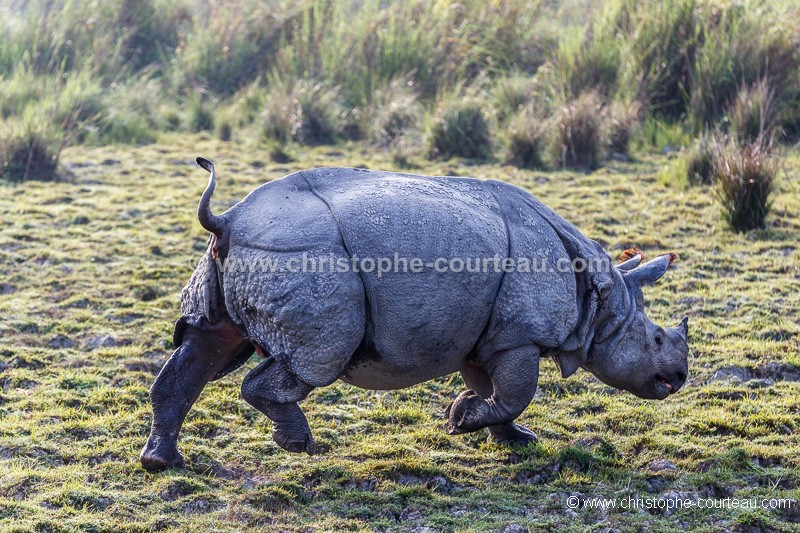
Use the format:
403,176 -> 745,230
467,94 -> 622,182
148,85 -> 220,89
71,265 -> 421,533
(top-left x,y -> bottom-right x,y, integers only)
446,347 -> 539,437
140,316 -> 251,471
241,356 -> 316,454
458,361 -> 538,445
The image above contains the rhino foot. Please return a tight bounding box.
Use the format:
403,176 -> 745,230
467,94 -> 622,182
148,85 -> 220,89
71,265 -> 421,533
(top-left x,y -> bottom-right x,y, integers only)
445,389 -> 492,435
140,438 -> 185,471
488,423 -> 538,446
273,427 -> 316,455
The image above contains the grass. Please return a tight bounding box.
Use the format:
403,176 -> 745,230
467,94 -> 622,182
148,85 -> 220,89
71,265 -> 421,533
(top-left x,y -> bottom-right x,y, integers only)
1,0 -> 800,529
2,0 -> 799,180
1,136 -> 799,531
0,128 -> 61,183
553,91 -> 606,170
713,136 -> 779,232
505,106 -> 548,169
427,96 -> 493,160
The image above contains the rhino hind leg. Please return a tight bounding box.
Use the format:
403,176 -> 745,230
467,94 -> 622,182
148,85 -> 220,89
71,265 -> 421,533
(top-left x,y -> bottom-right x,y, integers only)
446,347 -> 539,438
458,362 -> 538,445
241,356 -> 316,454
141,315 -> 251,471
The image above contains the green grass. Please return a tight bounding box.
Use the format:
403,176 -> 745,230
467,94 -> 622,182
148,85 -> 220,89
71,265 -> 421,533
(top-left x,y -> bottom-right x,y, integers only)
1,136 -> 799,531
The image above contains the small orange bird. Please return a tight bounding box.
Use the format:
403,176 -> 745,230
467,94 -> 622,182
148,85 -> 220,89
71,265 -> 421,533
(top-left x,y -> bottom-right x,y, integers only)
617,248 -> 679,266
617,248 -> 643,263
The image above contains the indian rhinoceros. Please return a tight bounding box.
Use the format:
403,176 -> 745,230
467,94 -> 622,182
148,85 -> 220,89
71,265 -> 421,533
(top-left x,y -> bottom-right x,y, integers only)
140,158 -> 690,470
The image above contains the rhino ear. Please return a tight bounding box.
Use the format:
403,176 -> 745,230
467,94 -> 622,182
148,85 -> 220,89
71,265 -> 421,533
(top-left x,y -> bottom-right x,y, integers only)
625,253 -> 677,287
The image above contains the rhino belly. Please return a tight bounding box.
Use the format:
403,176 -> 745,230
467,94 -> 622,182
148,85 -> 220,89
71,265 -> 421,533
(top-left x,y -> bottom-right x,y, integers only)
340,348 -> 468,390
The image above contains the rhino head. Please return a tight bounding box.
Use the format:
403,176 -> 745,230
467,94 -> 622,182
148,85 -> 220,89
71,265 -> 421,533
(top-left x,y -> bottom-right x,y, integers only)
584,253 -> 689,399
554,252 -> 689,400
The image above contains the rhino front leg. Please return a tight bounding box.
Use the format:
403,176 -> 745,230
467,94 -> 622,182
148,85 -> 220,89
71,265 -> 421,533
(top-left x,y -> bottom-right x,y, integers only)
458,361 -> 538,445
141,315 -> 252,471
241,356 -> 316,455
446,346 -> 539,436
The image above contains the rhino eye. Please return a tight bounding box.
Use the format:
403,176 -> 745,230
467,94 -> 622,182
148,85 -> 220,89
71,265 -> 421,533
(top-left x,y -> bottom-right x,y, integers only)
654,332 -> 665,347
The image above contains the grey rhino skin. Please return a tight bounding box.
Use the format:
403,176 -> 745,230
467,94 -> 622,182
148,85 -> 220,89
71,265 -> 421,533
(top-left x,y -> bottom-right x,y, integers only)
140,158 -> 690,470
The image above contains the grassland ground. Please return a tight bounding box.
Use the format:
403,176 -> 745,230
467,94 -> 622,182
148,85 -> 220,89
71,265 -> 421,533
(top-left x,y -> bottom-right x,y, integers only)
0,135 -> 799,531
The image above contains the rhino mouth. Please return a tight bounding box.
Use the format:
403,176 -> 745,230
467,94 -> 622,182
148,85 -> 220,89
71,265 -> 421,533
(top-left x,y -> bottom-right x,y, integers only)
654,373 -> 686,398
655,374 -> 674,393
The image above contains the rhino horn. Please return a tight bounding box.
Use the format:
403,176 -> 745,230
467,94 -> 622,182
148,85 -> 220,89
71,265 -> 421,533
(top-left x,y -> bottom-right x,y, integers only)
616,252 -> 643,271
624,253 -> 677,287
196,157 -> 225,236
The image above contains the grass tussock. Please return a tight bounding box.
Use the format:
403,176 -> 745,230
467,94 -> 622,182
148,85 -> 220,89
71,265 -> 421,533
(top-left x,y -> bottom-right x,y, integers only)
0,126 -> 62,182
554,91 -> 606,170
491,75 -> 543,124
187,96 -> 215,133
261,80 -> 345,146
686,133 -> 715,185
607,100 -> 642,157
713,136 -> 778,232
427,96 -> 492,160
728,79 -> 777,144
365,79 -> 422,147
505,106 -> 548,169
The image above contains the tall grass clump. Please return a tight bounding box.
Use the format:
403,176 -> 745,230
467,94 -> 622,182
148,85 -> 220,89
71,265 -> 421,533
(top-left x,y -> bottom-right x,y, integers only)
713,136 -> 778,231
689,3 -> 798,129
728,80 -> 777,144
553,91 -> 606,170
607,100 -> 641,157
686,133 -> 715,185
262,80 -> 344,146
505,105 -> 548,169
427,96 -> 492,159
616,0 -> 698,119
551,17 -> 622,99
490,75 -> 542,124
271,0 -> 543,107
187,96 -> 215,132
172,2 -> 283,96
96,77 -> 166,145
0,122 -> 62,182
365,79 -> 422,147
0,0 -> 182,79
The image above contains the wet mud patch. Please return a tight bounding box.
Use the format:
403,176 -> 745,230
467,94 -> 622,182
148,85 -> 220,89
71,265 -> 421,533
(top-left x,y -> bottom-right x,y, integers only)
711,363 -> 800,385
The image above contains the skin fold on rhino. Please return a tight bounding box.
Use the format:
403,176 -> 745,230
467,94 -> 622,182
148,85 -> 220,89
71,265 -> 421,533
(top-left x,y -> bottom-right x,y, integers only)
140,158 -> 690,471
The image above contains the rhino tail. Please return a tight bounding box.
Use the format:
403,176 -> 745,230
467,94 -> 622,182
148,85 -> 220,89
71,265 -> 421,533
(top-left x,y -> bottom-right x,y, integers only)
195,156 -> 226,236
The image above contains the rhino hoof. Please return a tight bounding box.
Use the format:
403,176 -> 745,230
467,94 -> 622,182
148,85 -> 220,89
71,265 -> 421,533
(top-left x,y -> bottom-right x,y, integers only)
140,444 -> 185,471
273,430 -> 316,455
446,389 -> 488,435
488,423 -> 538,446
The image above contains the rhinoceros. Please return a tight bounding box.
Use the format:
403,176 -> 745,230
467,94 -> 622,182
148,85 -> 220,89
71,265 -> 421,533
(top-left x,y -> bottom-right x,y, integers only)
140,158 -> 689,470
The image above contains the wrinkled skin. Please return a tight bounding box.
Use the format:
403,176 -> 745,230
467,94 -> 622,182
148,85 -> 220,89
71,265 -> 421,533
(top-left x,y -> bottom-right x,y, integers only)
140,160 -> 690,470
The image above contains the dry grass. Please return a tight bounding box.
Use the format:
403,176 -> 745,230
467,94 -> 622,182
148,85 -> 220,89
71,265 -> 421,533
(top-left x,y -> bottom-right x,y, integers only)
554,91 -> 606,170
713,136 -> 779,231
